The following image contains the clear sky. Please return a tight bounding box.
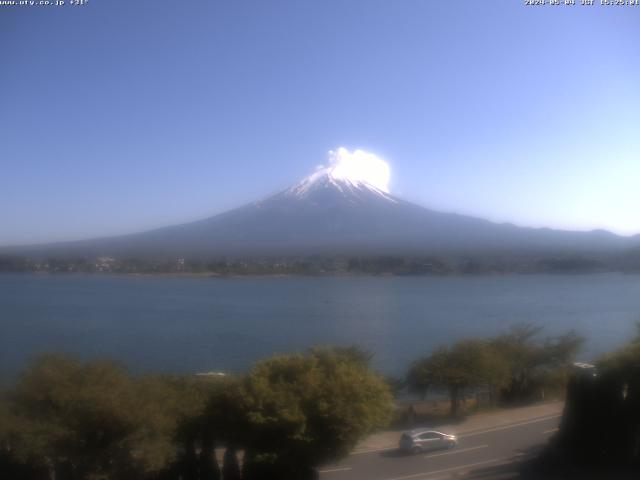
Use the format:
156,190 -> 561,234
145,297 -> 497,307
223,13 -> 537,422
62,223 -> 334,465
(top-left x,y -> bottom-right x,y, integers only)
1,0 -> 639,246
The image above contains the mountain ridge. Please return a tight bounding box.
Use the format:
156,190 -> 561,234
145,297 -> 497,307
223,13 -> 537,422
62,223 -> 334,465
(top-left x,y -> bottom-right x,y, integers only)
2,168 -> 639,260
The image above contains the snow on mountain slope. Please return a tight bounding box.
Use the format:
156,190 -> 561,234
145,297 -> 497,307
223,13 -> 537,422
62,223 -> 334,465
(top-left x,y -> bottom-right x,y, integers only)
284,148 -> 397,203
283,170 -> 398,205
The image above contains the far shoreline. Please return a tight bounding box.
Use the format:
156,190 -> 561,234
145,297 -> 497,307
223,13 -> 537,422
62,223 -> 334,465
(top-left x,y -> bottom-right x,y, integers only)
2,270 -> 639,279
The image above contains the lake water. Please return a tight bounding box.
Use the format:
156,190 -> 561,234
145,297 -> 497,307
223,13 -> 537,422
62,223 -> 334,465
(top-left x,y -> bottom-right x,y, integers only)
1,273 -> 640,380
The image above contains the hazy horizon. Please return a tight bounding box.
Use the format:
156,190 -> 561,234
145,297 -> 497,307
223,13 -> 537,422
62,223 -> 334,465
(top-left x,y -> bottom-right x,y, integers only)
2,1 -> 639,246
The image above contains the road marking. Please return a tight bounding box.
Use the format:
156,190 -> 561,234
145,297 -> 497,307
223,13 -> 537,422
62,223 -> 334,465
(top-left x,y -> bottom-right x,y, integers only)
319,466 -> 352,474
542,428 -> 559,434
458,413 -> 561,436
351,446 -> 397,455
384,457 -> 508,480
423,444 -> 487,459
459,414 -> 561,438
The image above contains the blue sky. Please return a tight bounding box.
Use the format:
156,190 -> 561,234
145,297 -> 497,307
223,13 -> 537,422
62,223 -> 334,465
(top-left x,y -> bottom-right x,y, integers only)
1,0 -> 639,245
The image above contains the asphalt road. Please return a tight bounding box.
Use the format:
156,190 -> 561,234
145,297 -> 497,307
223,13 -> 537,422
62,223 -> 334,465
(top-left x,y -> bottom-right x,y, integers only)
319,412 -> 561,480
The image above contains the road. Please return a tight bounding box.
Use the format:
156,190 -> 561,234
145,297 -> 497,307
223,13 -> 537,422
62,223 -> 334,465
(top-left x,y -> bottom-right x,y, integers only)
319,403 -> 562,480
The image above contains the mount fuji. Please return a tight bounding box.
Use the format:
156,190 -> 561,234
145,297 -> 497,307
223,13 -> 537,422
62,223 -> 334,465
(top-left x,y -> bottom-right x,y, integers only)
4,149 -> 639,260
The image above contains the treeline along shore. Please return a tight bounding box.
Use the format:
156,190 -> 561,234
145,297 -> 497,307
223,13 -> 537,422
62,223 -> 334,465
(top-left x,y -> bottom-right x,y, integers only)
2,251 -> 640,275
3,324 -> 640,479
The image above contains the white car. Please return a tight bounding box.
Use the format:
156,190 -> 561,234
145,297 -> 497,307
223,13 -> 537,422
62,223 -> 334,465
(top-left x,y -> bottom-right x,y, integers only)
399,429 -> 458,454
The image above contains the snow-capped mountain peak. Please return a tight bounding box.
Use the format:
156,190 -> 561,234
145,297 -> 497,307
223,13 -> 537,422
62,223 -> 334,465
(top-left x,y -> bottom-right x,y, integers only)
285,168 -> 396,202
284,148 -> 396,202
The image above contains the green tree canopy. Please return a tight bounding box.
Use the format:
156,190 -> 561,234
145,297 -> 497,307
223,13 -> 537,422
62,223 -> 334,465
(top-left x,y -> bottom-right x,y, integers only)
492,324 -> 583,402
407,339 -> 509,415
237,347 -> 393,479
7,354 -> 149,479
3,354 -> 226,480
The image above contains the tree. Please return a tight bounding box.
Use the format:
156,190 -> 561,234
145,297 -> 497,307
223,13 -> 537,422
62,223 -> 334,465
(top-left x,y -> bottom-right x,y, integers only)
154,375 -> 226,480
5,354 -> 146,479
3,355 -> 194,480
406,360 -> 432,400
407,340 -> 509,416
492,324 -> 583,402
551,335 -> 640,470
221,447 -> 241,480
1,393 -> 48,479
237,347 -> 393,479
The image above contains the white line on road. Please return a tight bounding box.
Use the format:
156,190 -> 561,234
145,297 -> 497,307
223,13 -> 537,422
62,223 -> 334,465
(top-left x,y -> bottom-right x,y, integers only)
384,457 -> 508,480
542,428 -> 559,434
459,414 -> 561,438
423,444 -> 488,459
319,466 -> 353,474
350,446 -> 397,455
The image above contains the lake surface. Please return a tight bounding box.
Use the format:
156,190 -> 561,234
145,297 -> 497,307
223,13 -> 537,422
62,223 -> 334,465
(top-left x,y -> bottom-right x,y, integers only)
1,273 -> 640,380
